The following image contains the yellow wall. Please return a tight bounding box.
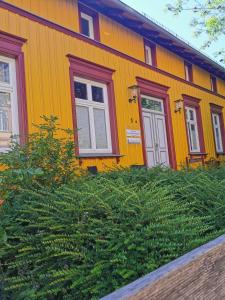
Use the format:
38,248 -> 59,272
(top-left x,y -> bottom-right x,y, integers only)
156,45 -> 185,78
1,1 -> 225,170
5,0 -> 225,94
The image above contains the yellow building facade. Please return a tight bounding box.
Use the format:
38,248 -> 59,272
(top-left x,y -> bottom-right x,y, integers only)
0,0 -> 225,170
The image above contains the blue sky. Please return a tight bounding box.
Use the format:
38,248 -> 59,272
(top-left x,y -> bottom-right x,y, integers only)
121,0 -> 224,65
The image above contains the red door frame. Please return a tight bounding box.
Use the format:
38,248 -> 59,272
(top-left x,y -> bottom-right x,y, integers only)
136,77 -> 177,169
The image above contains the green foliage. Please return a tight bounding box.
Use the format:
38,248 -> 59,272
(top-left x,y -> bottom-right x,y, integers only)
167,0 -> 225,63
1,166 -> 225,299
0,115 -> 79,200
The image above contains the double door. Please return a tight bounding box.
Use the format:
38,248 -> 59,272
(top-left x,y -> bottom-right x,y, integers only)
142,95 -> 169,168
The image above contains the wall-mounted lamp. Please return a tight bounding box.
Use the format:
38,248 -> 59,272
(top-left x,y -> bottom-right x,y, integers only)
128,85 -> 140,103
174,99 -> 184,113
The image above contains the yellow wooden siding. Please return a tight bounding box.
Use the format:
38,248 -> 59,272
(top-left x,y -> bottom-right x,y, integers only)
5,0 -> 225,95
217,78 -> 225,95
156,45 -> 185,78
4,0 -> 79,31
1,6 -> 225,170
193,65 -> 211,90
100,14 -> 144,62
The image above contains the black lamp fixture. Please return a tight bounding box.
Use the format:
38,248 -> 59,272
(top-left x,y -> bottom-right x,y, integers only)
174,99 -> 184,113
128,85 -> 140,103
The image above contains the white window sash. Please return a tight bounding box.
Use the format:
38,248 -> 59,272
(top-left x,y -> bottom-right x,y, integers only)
81,12 -> 94,39
74,77 -> 112,154
145,45 -> 153,66
212,113 -> 223,153
186,107 -> 200,153
0,56 -> 19,152
185,65 -> 190,81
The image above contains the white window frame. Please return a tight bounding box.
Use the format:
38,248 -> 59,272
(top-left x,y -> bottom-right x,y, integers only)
80,12 -> 94,39
74,77 -> 112,154
0,55 -> 19,152
212,113 -> 223,153
185,63 -> 191,82
145,45 -> 153,66
185,106 -> 200,153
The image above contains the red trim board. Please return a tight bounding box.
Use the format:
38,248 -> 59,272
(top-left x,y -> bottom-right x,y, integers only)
183,94 -> 205,154
210,103 -> 225,155
78,2 -> 100,41
0,30 -> 28,145
68,55 -> 119,156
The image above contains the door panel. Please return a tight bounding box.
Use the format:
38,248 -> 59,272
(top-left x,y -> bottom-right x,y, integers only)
154,115 -> 169,166
143,115 -> 154,148
143,112 -> 155,167
155,117 -> 166,149
146,150 -> 156,168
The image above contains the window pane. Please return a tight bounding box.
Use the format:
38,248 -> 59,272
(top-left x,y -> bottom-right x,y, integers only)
185,66 -> 189,81
145,46 -> 153,65
74,82 -> 88,100
215,128 -> 222,151
0,62 -> 10,83
189,110 -> 194,121
190,124 -> 198,151
214,115 -> 218,126
94,108 -> 108,149
81,17 -> 90,37
0,92 -> 11,149
76,106 -> 91,149
0,110 -> 9,132
141,97 -> 162,112
92,86 -> 104,103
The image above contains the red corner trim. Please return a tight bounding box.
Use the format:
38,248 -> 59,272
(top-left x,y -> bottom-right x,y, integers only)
210,103 -> 225,153
78,2 -> 100,42
183,94 -> 205,154
68,55 -> 119,156
136,77 -> 177,169
0,30 -> 28,145
0,1 -> 224,100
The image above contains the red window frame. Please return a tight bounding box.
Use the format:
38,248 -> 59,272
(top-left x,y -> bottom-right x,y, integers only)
144,40 -> 157,67
183,95 -> 205,154
67,55 -> 119,156
210,103 -> 225,154
184,61 -> 193,82
78,2 -> 100,41
0,30 -> 28,145
210,75 -> 217,93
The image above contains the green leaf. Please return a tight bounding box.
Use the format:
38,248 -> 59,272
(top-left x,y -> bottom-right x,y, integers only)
0,227 -> 7,243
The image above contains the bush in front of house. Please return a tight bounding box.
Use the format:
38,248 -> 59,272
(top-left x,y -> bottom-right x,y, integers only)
0,170 -> 222,300
0,115 -> 79,201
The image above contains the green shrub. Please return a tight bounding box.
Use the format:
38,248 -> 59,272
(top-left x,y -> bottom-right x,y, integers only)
0,115 -> 79,200
0,173 -> 219,300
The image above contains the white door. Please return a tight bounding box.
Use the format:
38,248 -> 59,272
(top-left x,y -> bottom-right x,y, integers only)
141,95 -> 169,168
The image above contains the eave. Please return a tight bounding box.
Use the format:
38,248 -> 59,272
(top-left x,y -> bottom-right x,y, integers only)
81,0 -> 225,81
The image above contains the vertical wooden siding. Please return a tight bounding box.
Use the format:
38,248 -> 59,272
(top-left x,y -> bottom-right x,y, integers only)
5,0 -> 225,94
0,4 -> 225,169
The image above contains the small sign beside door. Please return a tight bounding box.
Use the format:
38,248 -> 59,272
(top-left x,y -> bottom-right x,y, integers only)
127,138 -> 141,144
126,129 -> 141,137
